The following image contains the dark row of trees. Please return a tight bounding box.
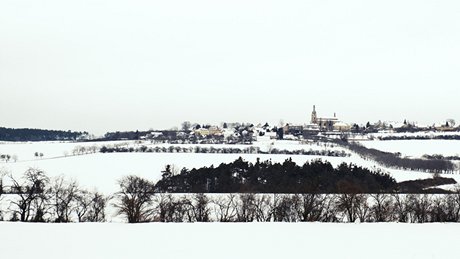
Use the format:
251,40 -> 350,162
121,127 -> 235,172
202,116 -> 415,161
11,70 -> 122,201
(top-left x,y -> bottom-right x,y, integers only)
336,140 -> 456,173
114,176 -> 460,223
99,145 -> 350,157
0,127 -> 88,142
0,169 -> 108,222
398,177 -> 457,193
102,130 -> 150,141
378,135 -> 460,141
155,158 -> 397,193
422,154 -> 460,161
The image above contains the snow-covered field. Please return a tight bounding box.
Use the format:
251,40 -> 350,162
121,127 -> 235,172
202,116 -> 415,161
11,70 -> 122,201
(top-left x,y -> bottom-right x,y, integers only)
2,152 -> 452,194
0,140 -> 350,194
0,140 -> 130,161
0,222 -> 458,259
1,140 -> 460,194
357,131 -> 460,140
1,141 -> 460,257
360,140 -> 460,158
0,139 -> 345,161
0,152 -> 359,194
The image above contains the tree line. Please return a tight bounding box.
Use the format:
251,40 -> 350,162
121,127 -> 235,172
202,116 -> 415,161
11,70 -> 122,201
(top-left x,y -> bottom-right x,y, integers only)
422,154 -> 460,161
99,145 -> 350,157
108,175 -> 460,223
0,127 -> 88,141
335,140 -> 456,173
0,169 -> 107,222
377,135 -> 460,141
0,153 -> 18,162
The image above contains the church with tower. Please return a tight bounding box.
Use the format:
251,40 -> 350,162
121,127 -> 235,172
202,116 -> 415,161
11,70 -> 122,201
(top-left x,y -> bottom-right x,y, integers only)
310,105 -> 347,131
283,105 -> 350,137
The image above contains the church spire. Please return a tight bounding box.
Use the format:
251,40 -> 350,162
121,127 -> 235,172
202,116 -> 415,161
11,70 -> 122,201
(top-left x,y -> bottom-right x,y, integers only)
311,105 -> 318,124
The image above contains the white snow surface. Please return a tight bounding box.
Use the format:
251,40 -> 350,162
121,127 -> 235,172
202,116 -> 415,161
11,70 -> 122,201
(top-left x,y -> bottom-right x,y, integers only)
0,140 -> 128,161
0,222 -> 458,259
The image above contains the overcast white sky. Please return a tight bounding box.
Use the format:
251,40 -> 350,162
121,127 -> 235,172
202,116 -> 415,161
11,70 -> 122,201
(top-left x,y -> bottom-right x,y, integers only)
1,0 -> 459,134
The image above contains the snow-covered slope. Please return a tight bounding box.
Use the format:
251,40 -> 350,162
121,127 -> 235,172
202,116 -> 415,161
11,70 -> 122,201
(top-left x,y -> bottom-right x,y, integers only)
360,140 -> 460,158
0,140 -> 130,161
0,222 -> 458,259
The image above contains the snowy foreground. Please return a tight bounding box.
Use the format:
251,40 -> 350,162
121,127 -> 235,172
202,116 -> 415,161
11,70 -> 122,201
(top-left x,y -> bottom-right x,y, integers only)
0,222 -> 459,259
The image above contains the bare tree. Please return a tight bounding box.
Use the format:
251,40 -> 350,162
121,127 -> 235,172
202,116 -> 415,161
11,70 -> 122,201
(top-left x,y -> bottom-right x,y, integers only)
9,169 -> 50,222
74,190 -> 108,222
272,194 -> 297,222
181,121 -> 192,132
31,192 -> 50,222
87,192 -> 109,222
0,171 -> 4,196
407,194 -> 432,223
75,190 -> 92,222
392,194 -> 410,223
0,171 -> 4,220
370,194 -> 393,222
90,145 -> 99,154
235,193 -> 257,222
442,194 -> 460,222
252,194 -> 273,222
355,194 -> 370,222
430,196 -> 449,222
213,194 -> 237,222
50,176 -> 79,222
152,194 -> 193,222
336,193 -> 368,223
192,193 -> 210,222
449,186 -> 460,222
175,196 -> 194,222
114,175 -> 155,223
293,194 -> 328,222
153,194 -> 174,222
316,195 -> 339,222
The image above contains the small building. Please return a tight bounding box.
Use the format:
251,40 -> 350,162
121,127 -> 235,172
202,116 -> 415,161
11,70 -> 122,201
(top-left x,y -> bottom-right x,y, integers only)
302,124 -> 320,139
194,126 -> 223,137
333,122 -> 351,132
435,126 -> 456,132
283,124 -> 304,136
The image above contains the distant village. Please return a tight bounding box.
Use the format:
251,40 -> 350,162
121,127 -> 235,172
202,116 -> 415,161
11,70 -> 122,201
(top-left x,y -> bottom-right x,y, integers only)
101,105 -> 459,144
4,106 -> 456,143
